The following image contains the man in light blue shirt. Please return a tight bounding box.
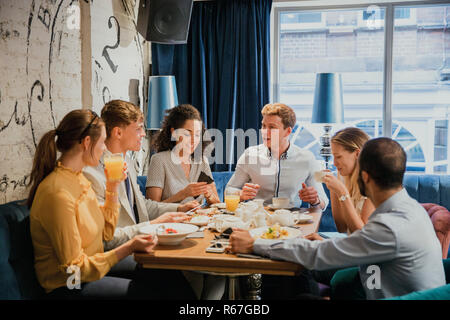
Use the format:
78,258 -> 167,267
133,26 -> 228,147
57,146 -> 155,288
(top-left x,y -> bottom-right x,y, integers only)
230,138 -> 446,299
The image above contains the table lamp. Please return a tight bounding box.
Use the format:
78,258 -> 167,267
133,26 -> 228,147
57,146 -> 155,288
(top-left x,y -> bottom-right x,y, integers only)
311,73 -> 344,169
146,75 -> 178,130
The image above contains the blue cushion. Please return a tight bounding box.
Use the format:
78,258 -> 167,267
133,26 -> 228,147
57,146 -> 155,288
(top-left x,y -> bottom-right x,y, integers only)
0,200 -> 44,299
403,174 -> 450,210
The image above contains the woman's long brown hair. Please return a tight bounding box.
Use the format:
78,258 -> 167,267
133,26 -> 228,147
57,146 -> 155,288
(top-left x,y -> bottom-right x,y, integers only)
153,104 -> 210,156
27,110 -> 103,208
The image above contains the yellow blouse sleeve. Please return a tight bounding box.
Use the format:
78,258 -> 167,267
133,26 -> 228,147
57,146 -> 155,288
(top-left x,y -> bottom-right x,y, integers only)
100,197 -> 120,242
40,190 -> 118,283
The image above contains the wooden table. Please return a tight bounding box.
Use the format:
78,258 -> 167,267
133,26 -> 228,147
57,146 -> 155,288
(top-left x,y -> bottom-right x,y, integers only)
134,207 -> 322,278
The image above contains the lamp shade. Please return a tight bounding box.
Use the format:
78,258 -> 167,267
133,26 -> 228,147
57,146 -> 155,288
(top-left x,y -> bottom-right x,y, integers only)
311,73 -> 344,124
147,75 -> 178,129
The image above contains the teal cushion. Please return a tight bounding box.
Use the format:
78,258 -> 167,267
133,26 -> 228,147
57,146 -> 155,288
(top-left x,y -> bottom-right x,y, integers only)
385,284 -> 450,300
331,259 -> 450,300
330,267 -> 366,300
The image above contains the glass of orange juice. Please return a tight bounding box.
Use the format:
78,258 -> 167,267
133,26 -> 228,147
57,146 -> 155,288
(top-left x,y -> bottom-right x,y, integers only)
104,153 -> 124,182
224,188 -> 241,212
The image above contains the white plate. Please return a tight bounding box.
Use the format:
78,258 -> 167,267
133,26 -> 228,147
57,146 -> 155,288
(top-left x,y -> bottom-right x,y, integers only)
210,202 -> 227,209
249,226 -> 302,240
196,207 -> 219,215
267,203 -> 296,210
139,223 -> 199,246
185,215 -> 210,226
295,214 -> 313,224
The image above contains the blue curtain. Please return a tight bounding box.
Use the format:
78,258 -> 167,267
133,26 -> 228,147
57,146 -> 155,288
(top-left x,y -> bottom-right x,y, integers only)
151,0 -> 272,171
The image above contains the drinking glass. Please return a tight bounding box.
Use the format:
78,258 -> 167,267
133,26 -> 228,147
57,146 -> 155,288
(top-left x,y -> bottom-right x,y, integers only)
104,153 -> 124,182
224,188 -> 241,212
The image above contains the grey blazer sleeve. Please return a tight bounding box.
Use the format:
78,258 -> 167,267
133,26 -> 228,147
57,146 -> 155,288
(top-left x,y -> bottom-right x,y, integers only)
253,219 -> 398,271
144,198 -> 179,220
103,221 -> 151,251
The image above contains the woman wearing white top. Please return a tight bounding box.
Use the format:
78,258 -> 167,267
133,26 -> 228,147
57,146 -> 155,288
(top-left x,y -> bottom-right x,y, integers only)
307,127 -> 376,239
145,104 -> 224,299
305,127 -> 376,293
145,104 -> 220,205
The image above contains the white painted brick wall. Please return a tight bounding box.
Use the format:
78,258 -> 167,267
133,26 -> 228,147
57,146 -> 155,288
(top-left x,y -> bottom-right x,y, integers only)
0,0 -> 150,204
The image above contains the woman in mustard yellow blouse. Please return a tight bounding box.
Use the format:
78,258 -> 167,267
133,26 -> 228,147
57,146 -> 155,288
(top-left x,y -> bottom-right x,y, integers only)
28,109 -> 165,299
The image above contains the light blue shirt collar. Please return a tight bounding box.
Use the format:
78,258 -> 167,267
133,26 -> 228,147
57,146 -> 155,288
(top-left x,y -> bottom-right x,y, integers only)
370,188 -> 408,217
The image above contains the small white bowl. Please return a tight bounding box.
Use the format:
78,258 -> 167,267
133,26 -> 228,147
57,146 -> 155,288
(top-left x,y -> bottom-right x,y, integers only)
139,223 -> 199,246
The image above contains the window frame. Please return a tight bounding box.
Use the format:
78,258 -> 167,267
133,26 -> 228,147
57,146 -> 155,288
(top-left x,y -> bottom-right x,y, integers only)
271,0 -> 450,173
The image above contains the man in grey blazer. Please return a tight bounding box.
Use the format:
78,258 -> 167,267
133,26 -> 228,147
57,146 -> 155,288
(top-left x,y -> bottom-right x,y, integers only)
82,100 -> 199,299
83,100 -> 199,251
230,137 -> 446,299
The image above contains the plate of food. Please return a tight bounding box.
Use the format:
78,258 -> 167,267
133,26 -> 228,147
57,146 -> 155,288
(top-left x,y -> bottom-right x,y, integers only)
196,207 -> 219,216
185,214 -> 210,226
210,202 -> 227,209
139,223 -> 199,245
249,224 -> 302,240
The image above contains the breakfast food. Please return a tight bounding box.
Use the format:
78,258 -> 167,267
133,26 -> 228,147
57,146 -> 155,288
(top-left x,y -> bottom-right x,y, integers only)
260,224 -> 289,239
188,215 -> 210,225
210,202 -> 227,209
196,207 -> 219,216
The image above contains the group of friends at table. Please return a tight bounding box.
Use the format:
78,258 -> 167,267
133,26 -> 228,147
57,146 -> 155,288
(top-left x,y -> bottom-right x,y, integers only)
27,100 -> 446,300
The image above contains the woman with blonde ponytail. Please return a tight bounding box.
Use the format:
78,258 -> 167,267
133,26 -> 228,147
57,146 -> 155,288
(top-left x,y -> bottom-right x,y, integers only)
304,127 -> 376,290
306,127 -> 375,239
28,109 -> 160,299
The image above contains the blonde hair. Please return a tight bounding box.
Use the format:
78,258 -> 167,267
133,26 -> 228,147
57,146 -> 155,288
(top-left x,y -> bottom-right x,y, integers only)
331,127 -> 370,207
101,99 -> 144,138
261,103 -> 296,128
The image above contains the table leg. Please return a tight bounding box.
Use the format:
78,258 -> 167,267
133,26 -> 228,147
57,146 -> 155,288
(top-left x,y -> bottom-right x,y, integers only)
245,274 -> 262,300
228,276 -> 237,300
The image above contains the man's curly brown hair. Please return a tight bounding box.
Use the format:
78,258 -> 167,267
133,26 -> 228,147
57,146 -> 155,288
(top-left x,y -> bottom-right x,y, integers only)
153,104 -> 210,157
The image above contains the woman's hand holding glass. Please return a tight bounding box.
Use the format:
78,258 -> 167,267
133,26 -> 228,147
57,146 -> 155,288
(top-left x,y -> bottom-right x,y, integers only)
104,155 -> 127,203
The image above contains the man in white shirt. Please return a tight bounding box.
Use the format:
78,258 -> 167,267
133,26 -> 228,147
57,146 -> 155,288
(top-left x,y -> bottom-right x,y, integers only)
230,138 -> 446,300
226,103 -> 329,210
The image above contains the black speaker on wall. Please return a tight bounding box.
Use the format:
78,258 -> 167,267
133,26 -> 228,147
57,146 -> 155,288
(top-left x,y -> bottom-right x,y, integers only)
137,0 -> 194,44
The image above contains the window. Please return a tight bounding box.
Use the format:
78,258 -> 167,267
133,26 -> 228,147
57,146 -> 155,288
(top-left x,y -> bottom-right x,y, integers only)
392,5 -> 450,173
358,7 -> 416,28
274,2 -> 450,174
280,11 -> 326,31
